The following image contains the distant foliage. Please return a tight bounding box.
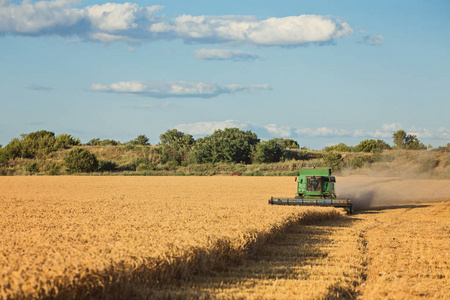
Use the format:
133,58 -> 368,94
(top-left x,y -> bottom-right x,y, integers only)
64,149 -> 99,173
324,143 -> 355,152
87,138 -> 101,146
254,139 -> 285,163
26,162 -> 40,174
128,135 -> 150,146
346,156 -> 374,169
87,138 -> 120,146
55,134 -> 81,149
0,130 -> 56,160
323,152 -> 343,172
1,138 -> 22,161
271,138 -> 300,149
393,130 -> 426,150
433,143 -> 450,153
159,129 -> 195,165
0,131 -> 82,161
98,160 -> 118,172
20,130 -> 56,158
355,139 -> 391,153
47,163 -> 62,175
188,128 -> 259,164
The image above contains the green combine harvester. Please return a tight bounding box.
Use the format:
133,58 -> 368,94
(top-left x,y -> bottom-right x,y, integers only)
269,168 -> 353,214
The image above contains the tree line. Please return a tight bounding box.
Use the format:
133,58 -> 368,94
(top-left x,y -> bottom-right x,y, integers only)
0,128 -> 436,174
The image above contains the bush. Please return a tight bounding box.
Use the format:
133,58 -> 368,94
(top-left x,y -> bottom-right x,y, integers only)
87,138 -> 120,146
0,149 -> 9,166
64,149 -> 99,173
159,129 -> 194,165
188,128 -> 259,164
254,139 -> 285,163
87,138 -> 101,146
128,135 -> 150,146
393,130 -> 427,150
324,143 -> 355,152
270,138 -> 300,149
48,163 -> 62,175
20,130 -> 56,158
323,152 -> 343,172
55,134 -> 81,149
26,162 -> 39,174
347,156 -> 368,169
98,160 -> 118,172
2,138 -> 23,159
355,139 -> 391,153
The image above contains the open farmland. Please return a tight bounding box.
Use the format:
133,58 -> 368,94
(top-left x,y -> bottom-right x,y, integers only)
0,176 -> 339,299
1,176 -> 449,299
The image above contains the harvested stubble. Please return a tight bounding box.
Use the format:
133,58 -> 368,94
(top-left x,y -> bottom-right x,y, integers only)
0,176 -> 341,299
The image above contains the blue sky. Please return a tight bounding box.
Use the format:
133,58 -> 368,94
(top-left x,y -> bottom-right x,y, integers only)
1,0 -> 449,149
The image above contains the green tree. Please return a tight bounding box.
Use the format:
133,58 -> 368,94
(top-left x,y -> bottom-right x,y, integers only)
64,148 -> 99,173
254,139 -> 285,163
128,135 -> 150,146
159,129 -> 195,165
100,139 -> 120,146
324,143 -> 355,152
356,139 -> 391,153
1,138 -> 23,160
393,130 -> 407,149
405,134 -> 427,150
271,138 -> 300,149
324,152 -> 343,172
393,130 -> 426,150
20,130 -> 56,158
87,138 -> 101,146
87,138 -> 120,146
54,134 -> 81,149
188,128 -> 259,164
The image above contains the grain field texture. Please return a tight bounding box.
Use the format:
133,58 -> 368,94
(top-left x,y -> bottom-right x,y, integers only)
0,176 -> 340,299
1,176 -> 449,299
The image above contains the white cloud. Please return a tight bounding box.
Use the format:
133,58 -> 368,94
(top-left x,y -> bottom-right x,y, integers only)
176,120 -> 253,135
408,126 -> 434,138
0,0 -> 84,34
296,127 -> 351,137
292,124 -> 438,140
351,123 -> 402,138
438,127 -> 450,139
0,1 -> 353,46
91,81 -> 270,98
381,122 -> 402,132
264,124 -> 291,137
195,49 -> 261,61
173,121 -> 445,144
165,14 -> 352,46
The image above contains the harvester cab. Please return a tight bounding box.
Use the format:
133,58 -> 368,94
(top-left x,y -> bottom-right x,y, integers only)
269,168 -> 353,214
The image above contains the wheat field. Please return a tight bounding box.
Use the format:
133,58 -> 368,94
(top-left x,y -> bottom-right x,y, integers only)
0,176 -> 449,299
0,176 -> 341,299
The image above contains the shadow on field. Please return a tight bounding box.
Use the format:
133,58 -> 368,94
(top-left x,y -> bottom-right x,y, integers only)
49,211 -> 358,299
355,204 -> 430,215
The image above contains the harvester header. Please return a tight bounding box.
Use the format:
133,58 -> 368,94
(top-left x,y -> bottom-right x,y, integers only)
269,168 -> 353,214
